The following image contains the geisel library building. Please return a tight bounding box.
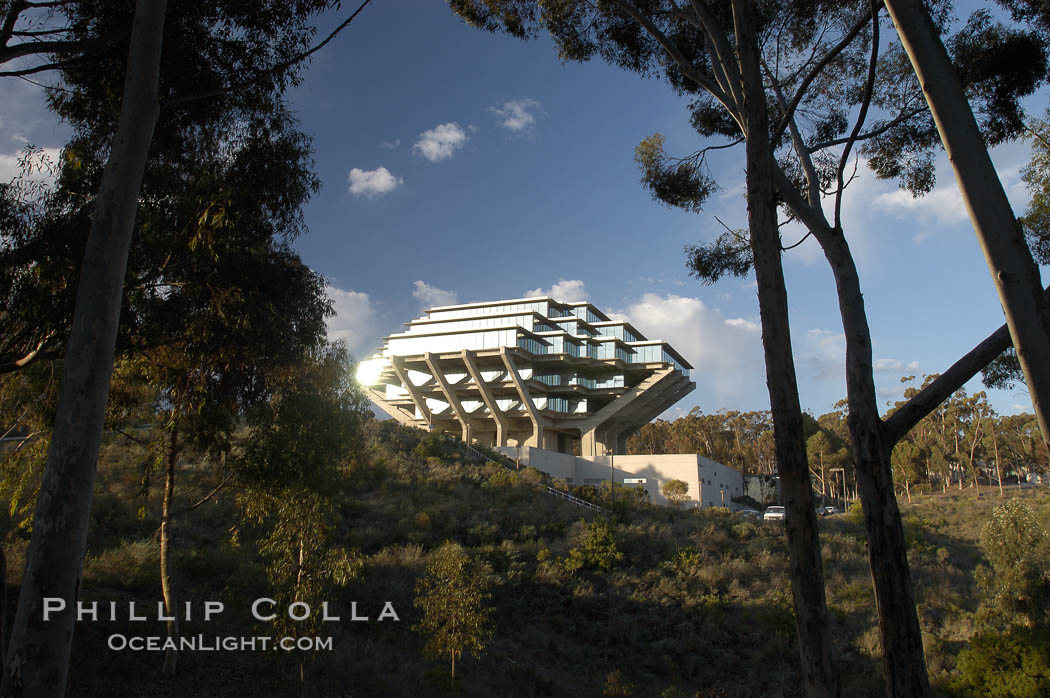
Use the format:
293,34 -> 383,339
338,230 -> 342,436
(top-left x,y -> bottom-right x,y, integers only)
357,296 -> 746,508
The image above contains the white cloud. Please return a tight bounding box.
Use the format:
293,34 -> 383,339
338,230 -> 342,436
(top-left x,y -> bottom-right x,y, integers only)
524,279 -> 589,302
347,166 -> 403,198
326,286 -> 381,356
413,122 -> 470,162
869,157 -> 1032,243
614,293 -> 764,405
874,186 -> 968,229
379,139 -> 400,150
413,280 -> 458,310
489,98 -> 543,133
804,329 -> 846,382
873,358 -> 920,373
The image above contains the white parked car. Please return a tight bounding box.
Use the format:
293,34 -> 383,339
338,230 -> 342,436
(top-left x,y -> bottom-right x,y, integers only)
763,506 -> 786,521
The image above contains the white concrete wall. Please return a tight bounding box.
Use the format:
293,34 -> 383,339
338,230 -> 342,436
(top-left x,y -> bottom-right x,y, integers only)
696,456 -> 745,509
495,447 -> 744,509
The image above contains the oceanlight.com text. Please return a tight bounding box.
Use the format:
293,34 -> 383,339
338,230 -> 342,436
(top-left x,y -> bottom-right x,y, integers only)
107,634 -> 334,652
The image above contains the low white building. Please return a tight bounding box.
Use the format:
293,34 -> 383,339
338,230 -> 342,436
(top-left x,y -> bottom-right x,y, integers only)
498,446 -> 745,509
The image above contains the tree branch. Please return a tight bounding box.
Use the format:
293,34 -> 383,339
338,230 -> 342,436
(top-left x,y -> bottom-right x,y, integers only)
606,0 -> 735,121
687,0 -> 744,110
835,0 -> 879,230
771,2 -> 881,144
112,426 -> 150,446
11,29 -> 71,38
0,38 -> 79,62
0,331 -> 56,374
0,1 -> 27,52
166,0 -> 373,107
170,472 -> 234,518
767,66 -> 822,207
882,285 -> 1050,443
1,407 -> 31,441
807,106 -> 926,152
1024,121 -> 1050,150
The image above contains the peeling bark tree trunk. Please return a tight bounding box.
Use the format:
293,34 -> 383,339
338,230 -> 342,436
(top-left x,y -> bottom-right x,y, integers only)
732,3 -> 840,696
160,424 -> 179,676
884,0 -> 1050,453
1,1 -> 166,695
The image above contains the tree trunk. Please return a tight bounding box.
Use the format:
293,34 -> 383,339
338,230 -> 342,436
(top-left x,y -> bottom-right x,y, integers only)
160,424 -> 179,676
819,231 -> 930,698
992,425 -> 1003,497
968,417 -> 982,500
884,0 -> 1050,453
731,3 -> 840,696
2,1 -> 166,695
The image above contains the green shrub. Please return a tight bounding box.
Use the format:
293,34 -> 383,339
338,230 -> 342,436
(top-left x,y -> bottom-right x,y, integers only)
486,468 -> 515,489
519,467 -> 547,486
83,540 -> 158,591
975,499 -> 1050,628
565,518 -> 622,573
413,433 -> 446,460
951,625 -> 1050,697
572,484 -> 598,503
732,521 -> 759,540
845,500 -> 864,526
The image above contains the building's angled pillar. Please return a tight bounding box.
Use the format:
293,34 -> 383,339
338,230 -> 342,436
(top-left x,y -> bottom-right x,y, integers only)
462,349 -> 508,446
365,388 -> 419,427
390,356 -> 431,424
500,347 -> 544,449
579,367 -> 677,455
606,372 -> 687,453
425,352 -> 474,443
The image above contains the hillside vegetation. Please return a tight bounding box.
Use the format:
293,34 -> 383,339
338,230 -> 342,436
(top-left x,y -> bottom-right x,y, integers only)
3,420 -> 1049,697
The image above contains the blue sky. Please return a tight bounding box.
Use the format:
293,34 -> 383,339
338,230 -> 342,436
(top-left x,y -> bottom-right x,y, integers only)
2,0 -> 1046,420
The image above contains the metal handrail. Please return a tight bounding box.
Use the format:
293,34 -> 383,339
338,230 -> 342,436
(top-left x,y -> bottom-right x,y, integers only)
448,436 -> 607,513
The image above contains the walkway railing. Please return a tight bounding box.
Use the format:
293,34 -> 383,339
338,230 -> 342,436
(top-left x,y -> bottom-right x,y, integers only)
450,437 -> 607,513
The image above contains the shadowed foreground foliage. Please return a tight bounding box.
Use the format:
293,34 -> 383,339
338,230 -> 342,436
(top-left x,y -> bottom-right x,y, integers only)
2,420 -> 1048,696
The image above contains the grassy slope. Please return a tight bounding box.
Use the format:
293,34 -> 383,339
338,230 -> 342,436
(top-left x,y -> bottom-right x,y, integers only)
2,423 -> 1048,697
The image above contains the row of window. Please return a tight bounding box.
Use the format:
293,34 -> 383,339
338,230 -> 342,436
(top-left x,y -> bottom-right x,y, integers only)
595,325 -> 642,342
408,314 -> 536,334
427,301 -> 549,321
517,336 -> 550,354
532,372 -> 625,389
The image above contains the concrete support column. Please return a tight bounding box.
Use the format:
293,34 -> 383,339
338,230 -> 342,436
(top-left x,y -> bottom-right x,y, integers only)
462,349 -> 509,447
500,347 -> 544,450
581,429 -> 599,457
425,352 -> 474,444
390,356 -> 431,423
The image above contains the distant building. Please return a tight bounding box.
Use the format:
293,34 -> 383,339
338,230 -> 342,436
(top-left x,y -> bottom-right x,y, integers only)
357,296 -> 694,455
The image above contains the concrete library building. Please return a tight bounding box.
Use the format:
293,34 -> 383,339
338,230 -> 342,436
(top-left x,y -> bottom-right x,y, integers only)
356,296 -> 745,508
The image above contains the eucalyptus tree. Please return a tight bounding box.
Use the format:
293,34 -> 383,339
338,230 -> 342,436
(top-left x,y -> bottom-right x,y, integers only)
237,341 -> 370,693
0,1 -> 372,693
449,1 -> 1046,695
453,2 -> 849,694
883,0 -> 1050,451
983,111 -> 1050,395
